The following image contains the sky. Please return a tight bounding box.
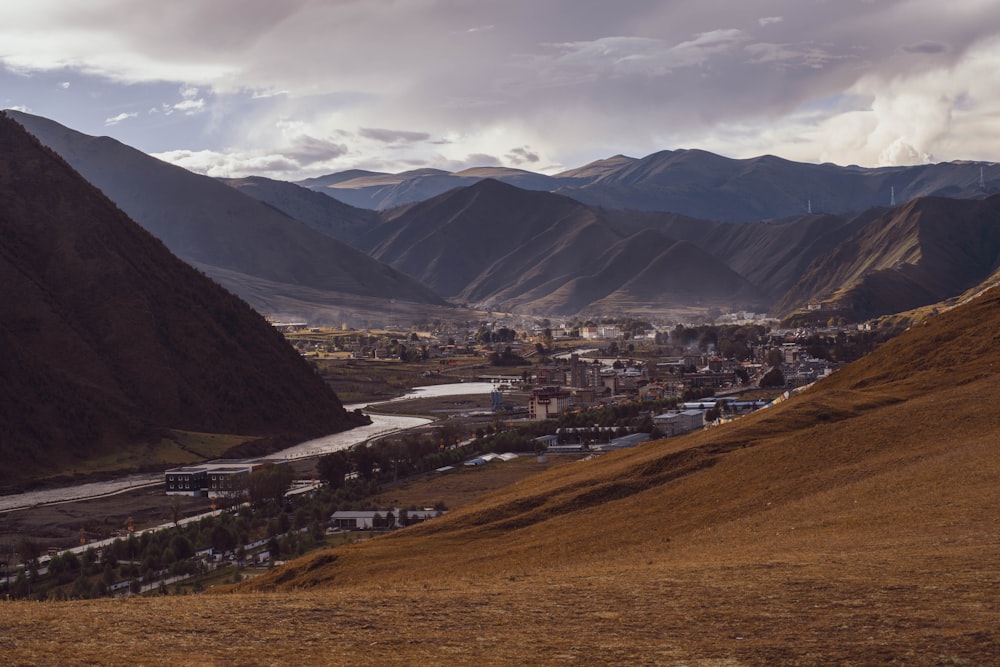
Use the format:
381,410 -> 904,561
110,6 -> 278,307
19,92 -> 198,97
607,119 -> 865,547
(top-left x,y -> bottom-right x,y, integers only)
2,0 -> 1000,180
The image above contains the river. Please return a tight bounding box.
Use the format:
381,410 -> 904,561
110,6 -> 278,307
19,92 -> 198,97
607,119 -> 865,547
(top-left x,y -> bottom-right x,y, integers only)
0,382 -> 499,513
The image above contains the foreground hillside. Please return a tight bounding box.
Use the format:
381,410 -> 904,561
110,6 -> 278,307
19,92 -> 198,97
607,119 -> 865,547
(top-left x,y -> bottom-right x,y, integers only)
4,290 -> 997,663
0,114 -> 366,490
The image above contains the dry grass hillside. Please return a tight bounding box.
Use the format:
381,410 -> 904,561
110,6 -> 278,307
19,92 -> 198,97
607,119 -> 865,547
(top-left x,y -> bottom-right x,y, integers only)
3,290 -> 999,665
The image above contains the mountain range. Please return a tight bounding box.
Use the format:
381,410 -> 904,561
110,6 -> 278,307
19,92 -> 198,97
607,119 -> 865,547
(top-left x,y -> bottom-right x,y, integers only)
244,174 -> 1000,321
9,110 -> 1000,323
0,113 -> 366,490
298,149 -> 999,221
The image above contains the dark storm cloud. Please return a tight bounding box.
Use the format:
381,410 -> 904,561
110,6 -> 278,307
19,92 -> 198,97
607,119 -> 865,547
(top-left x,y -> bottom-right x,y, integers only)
506,146 -> 540,165
286,135 -> 349,164
358,128 -> 432,144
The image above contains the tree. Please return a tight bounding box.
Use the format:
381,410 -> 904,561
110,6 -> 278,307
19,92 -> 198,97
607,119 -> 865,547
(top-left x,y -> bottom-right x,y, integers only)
760,367 -> 785,388
103,562 -> 117,588
352,444 -> 378,481
171,535 -> 194,561
17,538 -> 41,567
317,450 -> 351,489
170,496 -> 183,526
11,571 -> 29,599
247,465 -> 294,507
211,525 -> 237,553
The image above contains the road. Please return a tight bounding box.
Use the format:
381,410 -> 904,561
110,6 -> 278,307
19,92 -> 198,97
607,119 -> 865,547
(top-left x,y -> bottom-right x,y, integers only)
0,382 -> 497,514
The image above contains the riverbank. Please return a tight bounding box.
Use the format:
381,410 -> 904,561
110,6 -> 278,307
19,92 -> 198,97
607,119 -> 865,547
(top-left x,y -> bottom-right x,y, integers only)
0,382 -> 507,551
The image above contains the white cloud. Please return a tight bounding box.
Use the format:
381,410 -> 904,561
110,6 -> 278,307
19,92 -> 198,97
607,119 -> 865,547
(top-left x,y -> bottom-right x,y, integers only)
153,148 -> 302,178
105,111 -> 137,126
2,1 -> 1000,174
172,98 -> 205,114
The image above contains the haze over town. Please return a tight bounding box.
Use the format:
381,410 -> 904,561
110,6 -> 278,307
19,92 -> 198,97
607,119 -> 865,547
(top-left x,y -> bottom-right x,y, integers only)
3,0 -> 1000,179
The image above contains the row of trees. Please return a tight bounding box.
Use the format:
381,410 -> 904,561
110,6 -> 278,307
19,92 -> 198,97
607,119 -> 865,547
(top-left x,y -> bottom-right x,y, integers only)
315,398 -> 690,491
317,422 -> 474,489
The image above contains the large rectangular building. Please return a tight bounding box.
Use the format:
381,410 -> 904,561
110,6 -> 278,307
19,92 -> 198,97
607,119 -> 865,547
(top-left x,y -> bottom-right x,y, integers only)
165,459 -> 282,497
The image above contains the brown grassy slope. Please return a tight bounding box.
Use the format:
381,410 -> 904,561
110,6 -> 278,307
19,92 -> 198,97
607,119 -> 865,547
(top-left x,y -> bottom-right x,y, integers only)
3,289 -> 998,666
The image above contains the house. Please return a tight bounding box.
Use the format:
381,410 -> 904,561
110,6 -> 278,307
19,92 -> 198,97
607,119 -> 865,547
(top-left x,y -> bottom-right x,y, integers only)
653,410 -> 705,437
529,387 -> 574,420
534,434 -> 559,450
580,325 -> 622,340
329,509 -> 443,531
329,510 -> 396,530
164,459 -> 286,497
595,432 -> 650,451
164,466 -> 208,496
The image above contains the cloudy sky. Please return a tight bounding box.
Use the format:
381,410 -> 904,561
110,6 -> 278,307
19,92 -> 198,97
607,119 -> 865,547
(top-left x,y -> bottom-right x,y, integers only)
2,0 -> 999,179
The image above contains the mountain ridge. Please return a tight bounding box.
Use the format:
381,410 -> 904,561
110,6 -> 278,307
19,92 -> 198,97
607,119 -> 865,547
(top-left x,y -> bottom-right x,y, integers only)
5,110 -> 450,327
0,113 -> 366,489
298,146 -> 999,220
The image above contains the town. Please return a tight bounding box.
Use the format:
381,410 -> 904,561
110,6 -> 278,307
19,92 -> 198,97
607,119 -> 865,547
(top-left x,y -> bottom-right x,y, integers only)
3,313 -> 898,601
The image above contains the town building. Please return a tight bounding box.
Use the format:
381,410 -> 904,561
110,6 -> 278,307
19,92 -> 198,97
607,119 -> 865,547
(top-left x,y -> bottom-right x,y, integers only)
164,459 -> 285,497
329,509 -> 443,531
528,387 -> 575,420
653,410 -> 706,437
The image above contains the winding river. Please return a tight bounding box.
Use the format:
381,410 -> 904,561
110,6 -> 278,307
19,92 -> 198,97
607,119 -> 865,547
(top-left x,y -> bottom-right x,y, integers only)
0,382 -> 498,513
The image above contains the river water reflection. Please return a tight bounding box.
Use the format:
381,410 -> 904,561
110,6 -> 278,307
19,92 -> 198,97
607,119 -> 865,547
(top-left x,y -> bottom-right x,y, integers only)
0,382 -> 499,513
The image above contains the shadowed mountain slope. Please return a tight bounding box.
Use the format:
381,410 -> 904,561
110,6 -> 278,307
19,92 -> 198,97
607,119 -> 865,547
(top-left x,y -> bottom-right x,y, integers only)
371,179 -> 608,298
0,114 -> 367,490
603,209 -> 878,302
775,195 -> 1000,319
370,179 -> 760,314
5,111 -> 448,324
222,175 -> 379,250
